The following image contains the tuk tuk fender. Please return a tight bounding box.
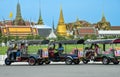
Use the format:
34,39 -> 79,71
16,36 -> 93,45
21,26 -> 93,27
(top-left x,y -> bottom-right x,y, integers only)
66,56 -> 73,60
65,56 -> 73,65
66,56 -> 78,60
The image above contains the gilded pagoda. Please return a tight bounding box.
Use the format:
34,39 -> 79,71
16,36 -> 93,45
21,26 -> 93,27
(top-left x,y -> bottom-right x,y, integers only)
56,7 -> 67,36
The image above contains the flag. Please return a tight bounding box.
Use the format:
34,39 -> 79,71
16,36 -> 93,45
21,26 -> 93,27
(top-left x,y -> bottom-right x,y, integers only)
9,12 -> 13,18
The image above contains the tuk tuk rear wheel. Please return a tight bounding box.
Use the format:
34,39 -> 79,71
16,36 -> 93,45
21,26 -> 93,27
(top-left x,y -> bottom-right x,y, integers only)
102,57 -> 110,65
28,57 -> 36,66
5,58 -> 11,65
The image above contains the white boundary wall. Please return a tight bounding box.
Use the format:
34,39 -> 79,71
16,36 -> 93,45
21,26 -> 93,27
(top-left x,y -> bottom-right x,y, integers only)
0,55 -> 7,65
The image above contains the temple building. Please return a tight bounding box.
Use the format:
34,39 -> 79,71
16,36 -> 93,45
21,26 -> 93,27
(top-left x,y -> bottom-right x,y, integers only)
96,14 -> 111,30
77,27 -> 98,38
111,26 -> 120,30
56,7 -> 67,36
0,1 -> 37,37
98,30 -> 120,38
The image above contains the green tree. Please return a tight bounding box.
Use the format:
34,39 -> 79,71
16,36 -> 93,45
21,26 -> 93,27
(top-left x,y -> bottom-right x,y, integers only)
66,35 -> 74,40
15,36 -> 20,41
90,35 -> 97,40
0,32 -> 2,43
26,35 -> 34,40
84,35 -> 89,40
34,35 -> 41,40
56,35 -> 66,41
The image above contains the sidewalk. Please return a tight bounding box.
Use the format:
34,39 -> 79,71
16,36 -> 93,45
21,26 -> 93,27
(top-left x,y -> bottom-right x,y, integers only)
0,55 -> 7,65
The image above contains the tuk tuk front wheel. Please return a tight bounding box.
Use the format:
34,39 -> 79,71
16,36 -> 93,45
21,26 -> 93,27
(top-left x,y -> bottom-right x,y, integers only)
102,57 -> 110,65
113,61 -> 119,65
45,60 -> 51,64
65,58 -> 73,65
83,60 -> 89,64
5,58 -> 11,65
74,59 -> 80,64
113,58 -> 119,65
82,59 -> 89,64
38,61 -> 44,65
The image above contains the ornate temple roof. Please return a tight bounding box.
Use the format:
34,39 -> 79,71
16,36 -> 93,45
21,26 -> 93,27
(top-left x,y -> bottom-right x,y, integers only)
14,1 -> 25,25
96,13 -> 111,30
37,9 -> 44,25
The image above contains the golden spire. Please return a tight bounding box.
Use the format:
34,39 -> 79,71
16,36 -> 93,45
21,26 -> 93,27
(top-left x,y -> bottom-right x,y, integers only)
56,6 -> 67,36
38,8 -> 44,25
101,12 -> 106,22
101,1 -> 106,23
58,6 -> 64,25
38,0 -> 44,25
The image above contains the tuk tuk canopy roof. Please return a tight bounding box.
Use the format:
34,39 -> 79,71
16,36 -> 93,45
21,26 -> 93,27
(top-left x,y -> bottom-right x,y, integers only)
85,39 -> 120,44
10,40 -> 49,45
57,39 -> 84,44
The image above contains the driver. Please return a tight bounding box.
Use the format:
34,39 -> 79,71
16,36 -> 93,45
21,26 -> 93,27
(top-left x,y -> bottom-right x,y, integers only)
57,43 -> 64,55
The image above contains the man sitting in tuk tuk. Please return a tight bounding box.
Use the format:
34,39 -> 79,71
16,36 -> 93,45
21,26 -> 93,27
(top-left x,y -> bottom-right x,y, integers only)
20,42 -> 28,54
94,44 -> 100,56
57,43 -> 64,55
54,43 -> 64,57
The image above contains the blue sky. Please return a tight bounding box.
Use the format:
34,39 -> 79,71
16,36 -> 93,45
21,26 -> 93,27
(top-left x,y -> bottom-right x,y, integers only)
0,0 -> 120,27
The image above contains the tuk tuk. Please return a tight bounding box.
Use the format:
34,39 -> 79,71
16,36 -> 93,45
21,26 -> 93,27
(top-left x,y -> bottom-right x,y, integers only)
82,39 -> 120,65
47,39 -> 84,65
5,40 -> 49,66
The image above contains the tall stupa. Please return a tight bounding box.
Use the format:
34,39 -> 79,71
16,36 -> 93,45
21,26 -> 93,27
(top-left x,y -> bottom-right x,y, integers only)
56,7 -> 67,36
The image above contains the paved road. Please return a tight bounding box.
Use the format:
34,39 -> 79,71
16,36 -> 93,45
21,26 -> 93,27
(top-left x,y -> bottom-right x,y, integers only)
0,63 -> 120,77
